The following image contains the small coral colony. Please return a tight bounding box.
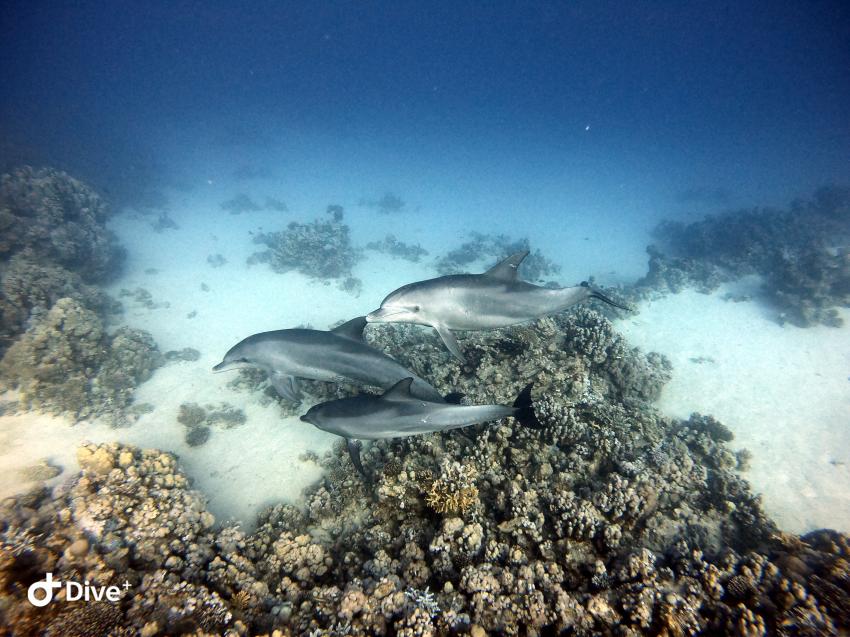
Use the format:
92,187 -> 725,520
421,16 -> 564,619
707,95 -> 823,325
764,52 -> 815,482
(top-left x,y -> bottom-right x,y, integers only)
1,167 -> 849,635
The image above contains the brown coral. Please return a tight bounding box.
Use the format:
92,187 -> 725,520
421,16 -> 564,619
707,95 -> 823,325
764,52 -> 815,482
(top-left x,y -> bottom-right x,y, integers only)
424,461 -> 479,515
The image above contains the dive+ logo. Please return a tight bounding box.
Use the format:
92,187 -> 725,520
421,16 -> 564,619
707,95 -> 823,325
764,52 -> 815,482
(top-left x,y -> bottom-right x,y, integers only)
27,573 -> 130,607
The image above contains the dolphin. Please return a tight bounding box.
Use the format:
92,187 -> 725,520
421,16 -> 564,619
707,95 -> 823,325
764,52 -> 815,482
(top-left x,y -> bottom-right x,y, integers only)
365,251 -> 630,362
300,378 -> 540,475
213,317 -> 444,403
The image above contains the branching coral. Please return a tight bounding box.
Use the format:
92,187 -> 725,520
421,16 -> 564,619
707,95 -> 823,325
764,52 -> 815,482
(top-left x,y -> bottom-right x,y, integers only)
424,460 -> 479,515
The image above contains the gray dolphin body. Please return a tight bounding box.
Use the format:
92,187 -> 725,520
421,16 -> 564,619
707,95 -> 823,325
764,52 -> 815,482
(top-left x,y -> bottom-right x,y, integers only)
213,317 -> 443,403
300,378 -> 539,475
366,251 -> 630,362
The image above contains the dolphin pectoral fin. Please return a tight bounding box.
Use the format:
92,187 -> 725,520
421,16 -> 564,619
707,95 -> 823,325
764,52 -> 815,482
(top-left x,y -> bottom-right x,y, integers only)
433,324 -> 466,363
270,372 -> 301,402
345,438 -> 368,478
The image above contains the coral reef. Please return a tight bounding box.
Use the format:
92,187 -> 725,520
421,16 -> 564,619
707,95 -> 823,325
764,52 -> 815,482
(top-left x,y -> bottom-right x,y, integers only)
221,193 -> 288,214
366,234 -> 429,262
177,401 -> 247,447
221,193 -> 263,214
249,205 -> 362,280
0,166 -> 123,281
424,461 -> 479,515
360,192 -> 406,214
0,167 -> 125,353
207,254 -> 228,268
151,212 -> 179,233
435,233 -> 562,282
642,186 -> 850,326
164,347 -> 201,363
0,252 -> 120,345
1,310 -> 849,635
0,298 -> 162,425
119,286 -> 171,310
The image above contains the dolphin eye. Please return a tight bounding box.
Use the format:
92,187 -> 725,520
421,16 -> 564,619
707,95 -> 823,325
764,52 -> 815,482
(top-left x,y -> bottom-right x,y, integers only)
413,305 -> 420,312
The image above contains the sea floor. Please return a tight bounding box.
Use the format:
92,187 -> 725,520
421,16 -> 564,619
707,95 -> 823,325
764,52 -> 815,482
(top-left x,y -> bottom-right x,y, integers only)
0,196 -> 847,534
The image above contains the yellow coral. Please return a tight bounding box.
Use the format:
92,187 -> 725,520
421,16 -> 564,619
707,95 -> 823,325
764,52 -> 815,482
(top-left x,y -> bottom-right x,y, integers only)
424,461 -> 479,514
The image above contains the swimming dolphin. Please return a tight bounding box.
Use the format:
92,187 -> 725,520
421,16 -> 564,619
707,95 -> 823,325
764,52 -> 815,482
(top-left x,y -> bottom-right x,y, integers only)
365,251 -> 630,362
300,378 -> 540,475
213,317 -> 443,403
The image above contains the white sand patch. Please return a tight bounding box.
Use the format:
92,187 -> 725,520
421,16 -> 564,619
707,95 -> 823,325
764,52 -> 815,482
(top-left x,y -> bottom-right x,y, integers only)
616,281 -> 850,534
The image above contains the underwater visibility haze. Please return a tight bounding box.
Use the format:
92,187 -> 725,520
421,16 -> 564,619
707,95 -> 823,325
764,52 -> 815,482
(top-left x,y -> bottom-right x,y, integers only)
1,1 -> 849,635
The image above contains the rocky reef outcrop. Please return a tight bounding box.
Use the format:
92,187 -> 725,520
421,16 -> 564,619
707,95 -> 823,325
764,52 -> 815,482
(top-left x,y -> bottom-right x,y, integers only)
639,186 -> 850,327
0,297 -> 161,425
0,166 -> 126,352
249,205 -> 362,290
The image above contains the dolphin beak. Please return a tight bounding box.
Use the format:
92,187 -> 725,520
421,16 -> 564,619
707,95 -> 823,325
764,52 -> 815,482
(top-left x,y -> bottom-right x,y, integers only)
212,361 -> 229,372
299,414 -> 311,423
366,307 -> 401,322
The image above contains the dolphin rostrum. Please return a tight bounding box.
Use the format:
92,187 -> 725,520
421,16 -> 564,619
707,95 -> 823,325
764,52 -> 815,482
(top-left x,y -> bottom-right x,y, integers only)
213,317 -> 443,403
366,251 -> 630,362
300,378 -> 540,475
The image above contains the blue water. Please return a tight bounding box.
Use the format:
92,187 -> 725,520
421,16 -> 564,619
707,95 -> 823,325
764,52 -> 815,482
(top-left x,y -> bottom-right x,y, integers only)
2,1 -> 848,231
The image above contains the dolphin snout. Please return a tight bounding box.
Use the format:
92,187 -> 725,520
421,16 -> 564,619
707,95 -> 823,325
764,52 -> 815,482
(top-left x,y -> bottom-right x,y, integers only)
213,360 -> 238,372
366,307 -> 401,322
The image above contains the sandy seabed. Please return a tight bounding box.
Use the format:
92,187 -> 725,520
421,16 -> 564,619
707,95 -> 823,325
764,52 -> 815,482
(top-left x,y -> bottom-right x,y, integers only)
0,195 -> 847,535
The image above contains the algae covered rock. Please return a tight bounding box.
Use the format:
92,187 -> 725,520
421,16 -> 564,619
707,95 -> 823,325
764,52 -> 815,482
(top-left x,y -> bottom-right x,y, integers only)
0,297 -> 161,423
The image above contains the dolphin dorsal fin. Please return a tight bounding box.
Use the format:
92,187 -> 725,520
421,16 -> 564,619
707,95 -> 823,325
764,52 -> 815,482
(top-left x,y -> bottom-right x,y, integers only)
330,316 -> 368,341
381,377 -> 416,401
483,251 -> 529,281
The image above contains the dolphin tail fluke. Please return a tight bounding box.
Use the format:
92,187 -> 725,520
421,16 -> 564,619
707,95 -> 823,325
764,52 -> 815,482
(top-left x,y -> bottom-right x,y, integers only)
512,383 -> 542,429
580,281 -> 631,312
